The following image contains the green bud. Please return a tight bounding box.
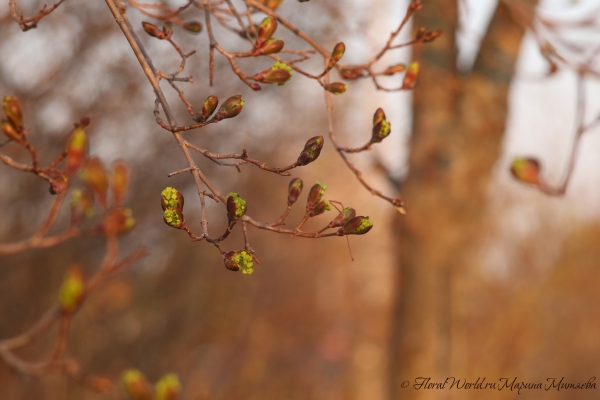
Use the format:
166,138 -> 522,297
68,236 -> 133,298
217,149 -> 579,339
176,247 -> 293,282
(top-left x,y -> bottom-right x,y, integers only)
297,136 -> 324,166
3,96 -> 23,128
194,95 -> 218,123
306,181 -> 327,211
310,200 -> 331,217
215,95 -> 244,120
327,42 -> 345,69
223,250 -> 254,275
58,265 -> 85,313
287,178 -> 303,206
510,157 -> 541,186
226,192 -> 247,220
371,120 -> 391,143
256,16 -> 277,46
252,38 -> 284,56
161,187 -> 184,211
122,369 -> 152,400
338,216 -> 373,235
155,373 -> 182,400
328,207 -> 356,228
163,208 -> 185,229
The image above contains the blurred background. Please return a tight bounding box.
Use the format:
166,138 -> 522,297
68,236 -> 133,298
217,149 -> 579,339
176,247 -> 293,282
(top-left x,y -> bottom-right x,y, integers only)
1,0 -> 600,399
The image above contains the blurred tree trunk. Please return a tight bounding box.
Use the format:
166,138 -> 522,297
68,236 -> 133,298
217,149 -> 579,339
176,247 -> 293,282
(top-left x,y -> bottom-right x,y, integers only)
389,1 -> 534,399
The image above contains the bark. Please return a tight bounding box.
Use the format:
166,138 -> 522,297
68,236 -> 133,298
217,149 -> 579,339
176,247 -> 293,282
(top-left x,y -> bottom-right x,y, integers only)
389,2 -> 533,399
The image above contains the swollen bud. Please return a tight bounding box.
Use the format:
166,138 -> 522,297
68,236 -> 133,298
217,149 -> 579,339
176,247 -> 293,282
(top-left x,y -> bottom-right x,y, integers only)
327,42 -> 345,69
103,207 -> 135,235
3,96 -> 23,128
328,207 -> 356,228
256,16 -> 277,47
183,21 -> 202,34
122,370 -> 152,400
215,95 -> 244,121
401,61 -> 420,90
1,120 -> 22,142
226,192 -> 247,220
324,82 -> 347,95
340,67 -> 365,80
163,208 -> 186,230
49,174 -> 69,195
223,250 -> 254,275
252,61 -> 293,86
337,216 -> 373,235
66,126 -> 88,176
371,108 -> 391,143
382,64 -> 406,76
59,265 -> 85,313
194,95 -> 219,123
258,0 -> 282,9
310,200 -> 331,217
422,30 -> 443,43
155,373 -> 182,400
110,160 -> 129,207
287,178 -> 303,206
297,136 -> 324,166
252,38 -> 284,56
373,108 -> 386,126
142,22 -> 166,39
306,181 -> 327,211
510,157 -> 541,186
161,187 -> 184,211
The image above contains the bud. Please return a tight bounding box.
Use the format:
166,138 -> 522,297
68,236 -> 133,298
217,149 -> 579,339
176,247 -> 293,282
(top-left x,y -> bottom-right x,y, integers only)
155,373 -> 182,400
252,61 -> 293,86
296,136 -> 324,166
49,174 -> 69,195
324,82 -> 347,95
327,42 -> 345,69
103,207 -> 135,235
163,208 -> 186,229
408,0 -> 422,12
422,29 -> 443,43
415,27 -> 425,40
256,16 -> 277,47
287,178 -> 303,205
163,22 -> 174,38
122,369 -> 152,400
70,189 -> 94,224
194,95 -> 218,123
215,95 -> 245,121
338,216 -> 373,235
226,192 -> 247,220
310,200 -> 331,217
371,120 -> 391,143
110,160 -> 129,207
340,68 -> 365,80
3,96 -> 23,128
258,0 -> 282,9
510,157 -> 541,186
142,21 -> 166,39
80,158 -> 109,209
306,181 -> 327,211
1,120 -> 22,142
328,207 -> 355,228
66,127 -> 88,176
382,64 -> 406,76
161,187 -> 184,211
401,61 -> 420,90
59,265 -> 85,313
223,250 -> 254,275
252,38 -> 284,56
183,21 -> 202,34
373,108 -> 386,126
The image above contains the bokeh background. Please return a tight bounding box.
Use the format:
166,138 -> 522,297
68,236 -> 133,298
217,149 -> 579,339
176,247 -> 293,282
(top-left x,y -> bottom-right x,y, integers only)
1,0 -> 600,399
